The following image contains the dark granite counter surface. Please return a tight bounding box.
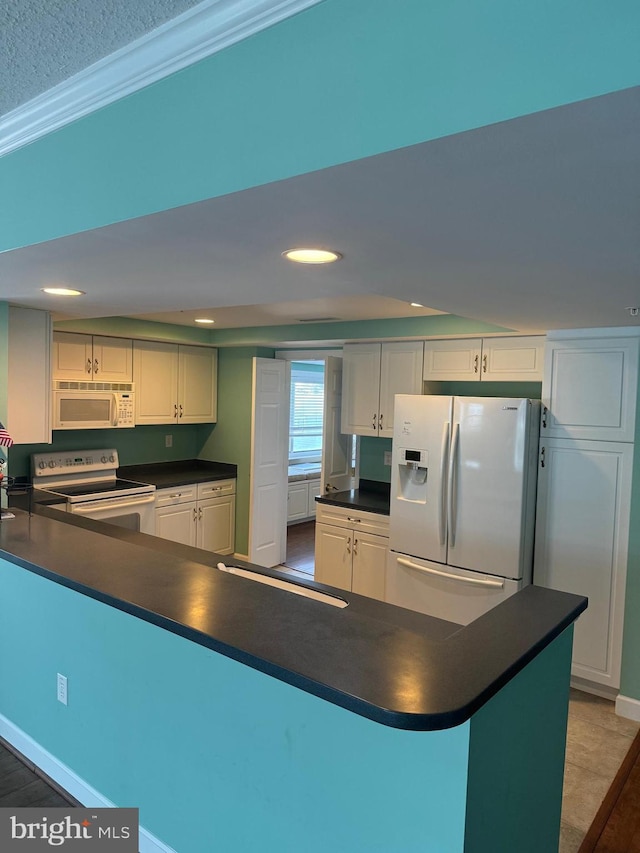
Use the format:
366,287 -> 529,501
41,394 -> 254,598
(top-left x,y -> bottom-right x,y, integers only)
316,479 -> 391,515
118,459 -> 237,488
0,505 -> 586,731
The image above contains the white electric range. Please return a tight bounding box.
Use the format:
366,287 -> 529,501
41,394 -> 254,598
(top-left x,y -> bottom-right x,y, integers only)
33,449 -> 156,534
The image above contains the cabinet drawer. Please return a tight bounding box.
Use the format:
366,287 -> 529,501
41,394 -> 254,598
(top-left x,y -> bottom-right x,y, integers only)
155,485 -> 197,507
316,502 -> 389,538
197,479 -> 236,500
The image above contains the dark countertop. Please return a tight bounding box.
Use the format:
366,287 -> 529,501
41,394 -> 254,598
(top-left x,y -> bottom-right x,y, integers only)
316,479 -> 391,515
117,459 -> 237,488
0,505 -> 586,731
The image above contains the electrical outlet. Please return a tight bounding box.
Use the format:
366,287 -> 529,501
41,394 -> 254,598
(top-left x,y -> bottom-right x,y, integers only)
57,673 -> 68,706
165,434 -> 173,448
384,451 -> 392,466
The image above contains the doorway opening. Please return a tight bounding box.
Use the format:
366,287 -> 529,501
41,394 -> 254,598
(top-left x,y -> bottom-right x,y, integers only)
283,360 -> 324,575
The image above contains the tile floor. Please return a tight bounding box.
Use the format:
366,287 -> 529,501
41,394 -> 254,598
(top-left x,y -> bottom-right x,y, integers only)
560,688 -> 640,852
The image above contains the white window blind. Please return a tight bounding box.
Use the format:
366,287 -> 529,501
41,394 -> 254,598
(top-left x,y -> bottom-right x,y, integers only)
289,363 -> 324,458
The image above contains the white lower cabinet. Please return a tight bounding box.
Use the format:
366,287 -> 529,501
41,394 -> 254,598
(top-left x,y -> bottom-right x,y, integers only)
315,503 -> 389,600
533,438 -> 633,689
155,480 -> 236,555
287,478 -> 321,523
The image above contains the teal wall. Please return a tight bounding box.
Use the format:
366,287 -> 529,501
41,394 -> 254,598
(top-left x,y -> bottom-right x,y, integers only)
620,385 -> 640,698
54,316 -> 211,344
0,557 -> 471,852
360,437 -> 393,483
0,303 -> 8,501
1,0 -> 639,252
8,424 -> 213,480
465,627 -> 573,852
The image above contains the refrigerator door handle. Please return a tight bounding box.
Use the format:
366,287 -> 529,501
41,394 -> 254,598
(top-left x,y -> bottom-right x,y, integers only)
439,422 -> 450,545
396,556 -> 505,588
447,422 -> 460,546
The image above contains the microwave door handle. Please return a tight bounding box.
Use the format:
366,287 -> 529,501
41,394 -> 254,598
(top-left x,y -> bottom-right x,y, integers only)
112,394 -> 118,426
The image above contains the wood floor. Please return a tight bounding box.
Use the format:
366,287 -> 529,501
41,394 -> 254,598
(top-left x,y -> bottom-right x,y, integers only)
284,520 -> 315,574
0,739 -> 76,808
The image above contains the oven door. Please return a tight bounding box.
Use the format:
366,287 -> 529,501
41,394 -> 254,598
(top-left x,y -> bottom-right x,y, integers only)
68,492 -> 156,535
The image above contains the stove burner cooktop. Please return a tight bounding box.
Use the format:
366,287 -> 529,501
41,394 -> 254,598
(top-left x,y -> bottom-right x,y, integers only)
44,479 -> 152,499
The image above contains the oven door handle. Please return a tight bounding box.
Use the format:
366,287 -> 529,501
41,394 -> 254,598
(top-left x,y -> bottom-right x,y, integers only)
70,493 -> 156,514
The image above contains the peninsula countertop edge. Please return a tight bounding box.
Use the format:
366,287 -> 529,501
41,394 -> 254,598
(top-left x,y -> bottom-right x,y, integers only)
0,506 -> 586,731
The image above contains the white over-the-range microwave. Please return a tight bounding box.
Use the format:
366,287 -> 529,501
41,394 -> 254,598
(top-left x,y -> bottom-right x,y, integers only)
52,381 -> 135,429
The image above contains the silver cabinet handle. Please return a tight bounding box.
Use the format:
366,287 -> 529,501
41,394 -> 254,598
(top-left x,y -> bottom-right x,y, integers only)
87,358 -> 92,374
540,446 -> 546,468
541,406 -> 548,429
372,413 -> 377,430
198,507 -> 202,520
482,354 -> 487,373
94,358 -> 99,375
347,517 -> 362,524
193,507 -> 197,522
379,413 -> 384,428
169,492 -> 182,499
174,403 -> 178,418
474,354 -> 479,373
179,404 -> 183,418
353,537 -> 358,555
346,536 -> 351,554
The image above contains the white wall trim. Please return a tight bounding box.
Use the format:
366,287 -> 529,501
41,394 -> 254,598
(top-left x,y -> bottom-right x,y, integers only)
0,713 -> 177,853
615,694 -> 640,722
0,0 -> 324,158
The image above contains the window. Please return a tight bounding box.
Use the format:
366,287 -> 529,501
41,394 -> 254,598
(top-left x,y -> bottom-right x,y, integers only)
289,362 -> 324,460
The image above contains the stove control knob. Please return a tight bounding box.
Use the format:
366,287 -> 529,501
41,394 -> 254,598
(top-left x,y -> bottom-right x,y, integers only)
48,461 -> 56,468
38,461 -> 46,470
101,455 -> 108,463
109,455 -> 115,463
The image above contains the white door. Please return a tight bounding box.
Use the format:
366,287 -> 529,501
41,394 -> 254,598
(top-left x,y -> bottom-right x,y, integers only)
389,394 -> 452,564
314,523 -> 352,590
155,504 -> 197,546
352,531 -> 388,601
423,339 -> 482,382
52,332 -> 93,380
198,495 -> 235,555
534,438 -> 633,689
179,346 -> 218,423
92,336 -> 133,382
133,341 -> 179,424
321,356 -> 352,495
249,358 -> 288,567
447,397 -> 535,578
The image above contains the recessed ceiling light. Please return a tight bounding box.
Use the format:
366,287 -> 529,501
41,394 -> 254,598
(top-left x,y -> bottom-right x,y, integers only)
282,248 -> 342,264
41,287 -> 85,297
410,302 -> 424,308
194,318 -> 215,324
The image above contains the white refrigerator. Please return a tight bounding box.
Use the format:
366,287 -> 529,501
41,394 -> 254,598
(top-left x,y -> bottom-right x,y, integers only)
387,395 -> 540,624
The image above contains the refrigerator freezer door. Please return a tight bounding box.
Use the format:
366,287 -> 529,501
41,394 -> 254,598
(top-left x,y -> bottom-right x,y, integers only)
386,550 -> 521,625
389,395 -> 452,563
447,397 -> 536,579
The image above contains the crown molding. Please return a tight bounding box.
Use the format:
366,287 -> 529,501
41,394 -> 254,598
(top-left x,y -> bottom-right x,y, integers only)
0,0 -> 324,158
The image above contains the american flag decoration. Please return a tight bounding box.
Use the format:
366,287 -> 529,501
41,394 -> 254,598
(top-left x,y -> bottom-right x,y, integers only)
0,421 -> 14,448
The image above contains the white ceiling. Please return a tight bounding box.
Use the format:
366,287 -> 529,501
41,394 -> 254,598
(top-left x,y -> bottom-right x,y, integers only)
1,4 -> 638,337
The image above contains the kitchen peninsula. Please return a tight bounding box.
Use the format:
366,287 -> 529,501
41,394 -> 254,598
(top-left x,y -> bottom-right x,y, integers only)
0,505 -> 585,853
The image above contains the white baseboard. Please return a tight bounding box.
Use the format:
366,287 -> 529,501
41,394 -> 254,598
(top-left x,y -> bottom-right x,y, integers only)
233,551 -> 249,562
570,675 -> 619,701
615,694 -> 640,722
0,713 -> 177,853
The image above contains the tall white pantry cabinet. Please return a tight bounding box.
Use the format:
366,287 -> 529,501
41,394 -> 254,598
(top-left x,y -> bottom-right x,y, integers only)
534,330 -> 639,692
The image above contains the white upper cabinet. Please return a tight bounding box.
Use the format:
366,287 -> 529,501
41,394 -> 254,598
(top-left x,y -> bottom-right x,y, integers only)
341,341 -> 423,437
133,341 -> 217,425
542,335 -> 639,442
7,307 -> 52,445
423,338 -> 482,381
53,332 -> 133,382
423,336 -> 544,382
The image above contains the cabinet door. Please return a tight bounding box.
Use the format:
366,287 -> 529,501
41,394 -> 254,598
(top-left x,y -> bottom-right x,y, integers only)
314,523 -> 353,591
287,481 -> 309,522
378,342 -> 424,437
155,503 -> 197,546
306,479 -> 321,518
351,531 -> 388,601
341,343 -> 381,435
542,337 -> 638,442
92,336 -> 133,382
481,336 -> 545,382
197,495 -> 236,555
52,332 -> 93,380
133,341 -> 179,424
178,346 -> 218,424
533,438 -> 633,689
423,339 -> 482,381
